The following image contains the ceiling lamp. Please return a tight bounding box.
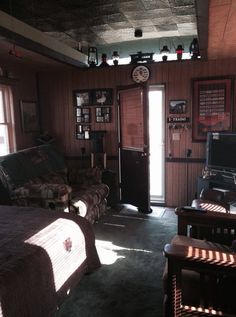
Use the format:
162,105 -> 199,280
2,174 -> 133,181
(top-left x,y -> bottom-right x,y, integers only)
134,29 -> 143,38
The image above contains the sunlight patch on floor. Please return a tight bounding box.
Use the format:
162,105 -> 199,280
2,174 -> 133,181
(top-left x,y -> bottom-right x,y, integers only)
95,239 -> 152,265
118,203 -> 173,219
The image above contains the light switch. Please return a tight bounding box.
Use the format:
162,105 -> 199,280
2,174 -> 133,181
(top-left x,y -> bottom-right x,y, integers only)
172,132 -> 180,141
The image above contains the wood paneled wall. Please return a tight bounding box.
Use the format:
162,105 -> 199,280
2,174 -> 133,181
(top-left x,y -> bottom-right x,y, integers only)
38,58 -> 236,207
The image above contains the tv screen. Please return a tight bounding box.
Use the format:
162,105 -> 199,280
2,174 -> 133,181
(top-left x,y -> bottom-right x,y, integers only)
206,132 -> 236,172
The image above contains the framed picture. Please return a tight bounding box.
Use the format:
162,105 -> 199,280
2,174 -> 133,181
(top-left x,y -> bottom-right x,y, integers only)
169,100 -> 187,114
73,90 -> 91,107
92,89 -> 113,105
192,76 -> 234,141
75,107 -> 91,123
95,107 -> 111,123
20,100 -> 39,133
76,124 -> 91,140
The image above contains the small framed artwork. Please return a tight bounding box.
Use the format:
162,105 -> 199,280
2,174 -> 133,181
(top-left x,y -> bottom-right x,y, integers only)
92,89 -> 113,105
192,76 -> 233,141
75,107 -> 91,123
76,124 -> 91,140
73,90 -> 91,107
20,100 -> 39,133
95,107 -> 111,122
169,100 -> 187,114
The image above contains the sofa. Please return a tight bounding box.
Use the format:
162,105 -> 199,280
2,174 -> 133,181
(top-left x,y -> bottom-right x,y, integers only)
0,144 -> 109,224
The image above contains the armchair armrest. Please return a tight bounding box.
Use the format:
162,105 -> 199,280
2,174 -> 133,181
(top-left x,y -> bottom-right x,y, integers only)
164,243 -> 236,271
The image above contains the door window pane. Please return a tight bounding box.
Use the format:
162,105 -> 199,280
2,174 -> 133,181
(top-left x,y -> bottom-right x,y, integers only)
120,88 -> 144,150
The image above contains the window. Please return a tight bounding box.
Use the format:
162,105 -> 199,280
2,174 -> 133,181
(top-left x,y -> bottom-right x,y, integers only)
0,85 -> 15,155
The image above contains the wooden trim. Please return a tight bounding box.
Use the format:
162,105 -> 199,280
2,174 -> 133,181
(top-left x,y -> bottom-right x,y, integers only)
195,0 -> 209,60
166,157 -> 205,163
0,26 -> 86,69
65,155 -> 118,160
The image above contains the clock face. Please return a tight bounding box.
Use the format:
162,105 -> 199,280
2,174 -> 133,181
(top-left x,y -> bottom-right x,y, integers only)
131,65 -> 150,83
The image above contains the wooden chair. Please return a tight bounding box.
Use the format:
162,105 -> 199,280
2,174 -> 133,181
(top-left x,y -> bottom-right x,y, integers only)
163,207 -> 236,317
164,241 -> 236,316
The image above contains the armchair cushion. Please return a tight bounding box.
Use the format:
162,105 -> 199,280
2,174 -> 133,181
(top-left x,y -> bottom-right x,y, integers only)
200,188 -> 224,201
68,167 -> 102,186
12,183 -> 72,199
11,183 -> 72,211
193,188 -> 230,211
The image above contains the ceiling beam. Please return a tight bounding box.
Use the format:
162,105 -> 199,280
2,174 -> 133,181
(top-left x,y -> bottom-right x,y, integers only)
0,10 -> 88,68
195,0 -> 209,60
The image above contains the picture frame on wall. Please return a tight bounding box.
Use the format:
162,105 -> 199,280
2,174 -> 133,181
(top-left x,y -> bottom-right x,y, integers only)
75,107 -> 91,123
92,89 -> 113,105
169,100 -> 187,114
76,124 -> 91,140
73,90 -> 91,107
95,107 -> 111,122
20,100 -> 39,133
192,76 -> 233,141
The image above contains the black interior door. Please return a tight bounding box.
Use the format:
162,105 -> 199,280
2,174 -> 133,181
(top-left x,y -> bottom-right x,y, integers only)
118,85 -> 151,213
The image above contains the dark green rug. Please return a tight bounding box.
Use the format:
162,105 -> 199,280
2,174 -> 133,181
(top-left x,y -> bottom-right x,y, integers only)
54,207 -> 177,317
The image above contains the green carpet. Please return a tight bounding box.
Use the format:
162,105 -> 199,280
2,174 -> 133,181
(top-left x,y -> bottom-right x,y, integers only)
54,208 -> 177,317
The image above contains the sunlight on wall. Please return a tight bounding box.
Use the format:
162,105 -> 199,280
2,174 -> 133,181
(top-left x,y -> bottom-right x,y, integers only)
25,218 -> 86,291
96,239 -> 152,265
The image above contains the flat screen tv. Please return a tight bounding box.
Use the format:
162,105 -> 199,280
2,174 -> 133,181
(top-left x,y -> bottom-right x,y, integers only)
206,132 -> 236,173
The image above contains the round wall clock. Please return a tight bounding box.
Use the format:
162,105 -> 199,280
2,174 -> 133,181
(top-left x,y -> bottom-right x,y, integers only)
131,65 -> 150,83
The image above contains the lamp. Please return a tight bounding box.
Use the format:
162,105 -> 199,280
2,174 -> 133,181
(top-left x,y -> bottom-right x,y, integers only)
112,51 -> 119,66
189,38 -> 200,60
176,45 -> 184,61
160,45 -> 170,62
99,53 -> 109,67
88,47 -> 98,67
